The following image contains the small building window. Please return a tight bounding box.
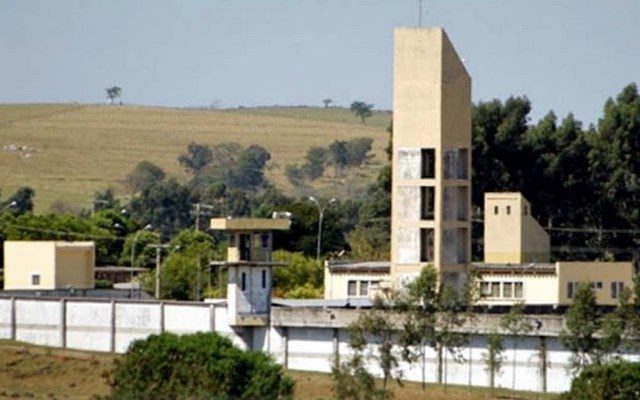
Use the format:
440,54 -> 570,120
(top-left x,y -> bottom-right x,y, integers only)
503,282 -> 513,298
490,282 -> 500,298
421,149 -> 435,179
420,228 -> 435,262
420,187 -> 435,220
481,282 -> 491,297
523,205 -> 528,215
611,282 -> 624,299
261,270 -> 266,289
494,206 -> 499,215
228,234 -> 236,247
567,282 -> 576,299
506,206 -> 511,215
241,272 -> 247,292
369,281 -> 380,293
31,273 -> 41,286
359,281 -> 369,296
595,281 -> 603,289
347,280 -> 357,297
514,282 -> 523,298
260,233 -> 270,248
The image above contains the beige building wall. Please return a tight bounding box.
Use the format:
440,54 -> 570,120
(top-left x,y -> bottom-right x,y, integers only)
55,244 -> 95,289
476,261 -> 634,306
391,27 -> 471,287
557,262 -> 634,306
484,193 -> 550,263
3,241 -> 94,290
477,273 -> 559,306
324,270 -> 389,300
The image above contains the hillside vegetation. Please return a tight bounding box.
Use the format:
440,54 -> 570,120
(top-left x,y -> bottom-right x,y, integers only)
0,104 -> 389,212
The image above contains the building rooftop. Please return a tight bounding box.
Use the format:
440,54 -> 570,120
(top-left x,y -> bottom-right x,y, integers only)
326,260 -> 391,273
273,298 -> 373,308
472,262 -> 556,274
209,217 -> 291,231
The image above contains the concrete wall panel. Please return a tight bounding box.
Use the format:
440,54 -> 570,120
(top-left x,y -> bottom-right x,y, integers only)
66,301 -> 111,352
15,300 -> 61,347
0,299 -> 12,339
114,303 -> 161,353
288,328 -> 334,373
164,304 -> 210,334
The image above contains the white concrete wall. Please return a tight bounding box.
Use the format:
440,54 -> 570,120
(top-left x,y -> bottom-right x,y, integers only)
0,299 -> 12,339
15,299 -> 62,347
1,297 -> 637,394
66,301 -> 112,352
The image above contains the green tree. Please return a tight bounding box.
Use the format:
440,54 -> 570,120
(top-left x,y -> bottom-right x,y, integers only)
302,146 -> 328,180
329,140 -> 349,177
130,178 -> 192,238
483,332 -> 505,393
125,161 -> 166,194
500,302 -> 533,396
178,142 -> 213,175
2,186 -> 35,215
561,282 -> 603,374
561,361 -> 640,400
272,250 -> 323,298
344,137 -> 374,168
105,86 -> 122,104
323,98 -> 333,108
350,101 -> 373,124
345,288 -> 402,399
103,332 -> 293,400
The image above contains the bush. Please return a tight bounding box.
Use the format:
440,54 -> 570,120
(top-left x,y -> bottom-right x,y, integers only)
94,279 -> 113,289
561,361 -> 640,400
102,332 -> 294,400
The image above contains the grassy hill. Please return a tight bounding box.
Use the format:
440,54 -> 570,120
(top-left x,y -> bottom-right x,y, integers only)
0,104 -> 391,213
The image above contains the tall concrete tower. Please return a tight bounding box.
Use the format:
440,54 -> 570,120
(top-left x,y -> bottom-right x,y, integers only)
391,27 -> 471,287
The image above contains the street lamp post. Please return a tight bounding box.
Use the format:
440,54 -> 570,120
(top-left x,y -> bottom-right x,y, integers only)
130,223 -> 153,298
308,196 -> 336,263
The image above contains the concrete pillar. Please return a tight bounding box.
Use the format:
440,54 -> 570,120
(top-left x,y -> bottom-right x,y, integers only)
209,304 -> 216,332
159,302 -> 165,333
332,328 -> 340,369
60,298 -> 67,348
539,336 -> 547,393
9,297 -> 16,341
283,327 -> 289,369
109,300 -> 116,353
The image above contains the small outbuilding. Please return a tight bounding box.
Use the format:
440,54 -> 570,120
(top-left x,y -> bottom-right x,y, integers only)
3,241 -> 95,290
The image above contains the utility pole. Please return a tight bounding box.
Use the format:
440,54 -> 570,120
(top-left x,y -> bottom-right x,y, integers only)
308,197 -> 336,263
147,243 -> 170,299
192,203 -> 215,231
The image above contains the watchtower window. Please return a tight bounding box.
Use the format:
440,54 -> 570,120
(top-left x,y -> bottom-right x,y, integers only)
506,206 -> 511,215
420,187 -> 435,220
494,206 -> 499,215
31,273 -> 41,286
261,270 -> 266,289
420,228 -> 435,262
239,234 -> 251,261
241,272 -> 247,291
421,149 -> 435,179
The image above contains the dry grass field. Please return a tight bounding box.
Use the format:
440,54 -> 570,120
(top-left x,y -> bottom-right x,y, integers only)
0,104 -> 390,213
0,340 -> 557,400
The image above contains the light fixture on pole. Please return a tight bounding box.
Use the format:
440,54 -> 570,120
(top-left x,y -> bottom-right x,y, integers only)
308,196 -> 336,263
130,223 -> 153,299
1,200 -> 18,212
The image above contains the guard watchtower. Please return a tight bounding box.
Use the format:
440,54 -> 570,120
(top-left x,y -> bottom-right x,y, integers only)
210,215 -> 291,326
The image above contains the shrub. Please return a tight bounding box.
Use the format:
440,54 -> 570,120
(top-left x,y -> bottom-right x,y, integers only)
102,332 -> 294,400
561,361 -> 640,400
94,279 -> 113,289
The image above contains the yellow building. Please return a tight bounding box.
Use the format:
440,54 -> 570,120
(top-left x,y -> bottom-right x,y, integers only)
391,27 -> 471,288
484,192 -> 550,263
210,216 -> 290,326
477,192 -> 634,306
323,261 -> 390,300
475,261 -> 634,307
3,241 -> 95,290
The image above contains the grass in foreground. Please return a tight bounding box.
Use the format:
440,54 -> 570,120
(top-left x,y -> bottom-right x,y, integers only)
0,340 -> 557,399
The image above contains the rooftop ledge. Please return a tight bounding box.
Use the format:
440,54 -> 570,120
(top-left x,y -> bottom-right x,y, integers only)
209,217 -> 291,231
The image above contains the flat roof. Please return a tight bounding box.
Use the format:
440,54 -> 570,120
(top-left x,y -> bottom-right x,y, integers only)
472,262 -> 556,274
326,261 -> 390,273
210,217 -> 291,231
4,240 -> 94,247
273,298 -> 373,308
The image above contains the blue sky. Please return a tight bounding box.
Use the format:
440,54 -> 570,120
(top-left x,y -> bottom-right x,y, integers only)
1,0 -> 638,125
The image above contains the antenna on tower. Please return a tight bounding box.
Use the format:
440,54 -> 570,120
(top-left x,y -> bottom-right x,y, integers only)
418,0 -> 424,27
